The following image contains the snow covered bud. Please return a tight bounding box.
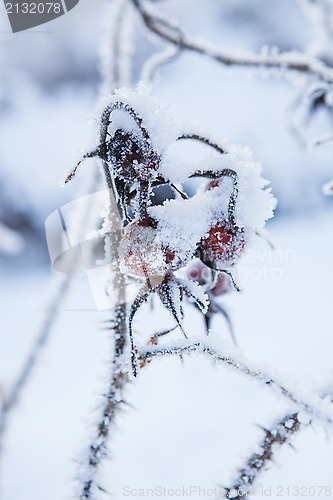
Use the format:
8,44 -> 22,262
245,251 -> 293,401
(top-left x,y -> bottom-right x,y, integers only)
121,217 -> 184,278
64,84 -> 179,186
100,84 -> 178,184
200,221 -> 246,266
199,170 -> 246,266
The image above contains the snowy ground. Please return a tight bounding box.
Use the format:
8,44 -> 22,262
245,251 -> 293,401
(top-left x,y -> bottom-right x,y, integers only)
1,206 -> 333,500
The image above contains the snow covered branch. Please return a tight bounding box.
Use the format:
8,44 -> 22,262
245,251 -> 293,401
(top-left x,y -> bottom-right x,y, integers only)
79,310 -> 129,499
100,0 -> 133,95
78,3 -> 133,495
79,166 -> 129,499
323,178 -> 333,194
224,413 -> 301,499
131,0 -> 333,85
312,134 -> 333,148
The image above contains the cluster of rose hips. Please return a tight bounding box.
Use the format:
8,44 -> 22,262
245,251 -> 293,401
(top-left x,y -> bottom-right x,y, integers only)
66,96 -> 249,375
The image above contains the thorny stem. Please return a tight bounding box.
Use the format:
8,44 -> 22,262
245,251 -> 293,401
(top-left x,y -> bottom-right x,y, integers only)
216,269 -> 242,293
138,343 -> 333,429
79,33 -> 132,495
79,190 -> 129,497
224,413 -> 301,499
131,0 -> 333,85
177,134 -> 239,227
79,149 -> 130,499
66,101 -> 152,188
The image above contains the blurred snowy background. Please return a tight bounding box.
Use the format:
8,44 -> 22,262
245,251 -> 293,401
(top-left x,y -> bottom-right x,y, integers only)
0,0 -> 333,499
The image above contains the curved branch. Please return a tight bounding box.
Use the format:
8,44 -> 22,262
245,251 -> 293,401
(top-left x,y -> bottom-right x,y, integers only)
177,134 -> 226,155
138,342 -> 333,429
100,101 -> 151,142
131,0 -> 333,85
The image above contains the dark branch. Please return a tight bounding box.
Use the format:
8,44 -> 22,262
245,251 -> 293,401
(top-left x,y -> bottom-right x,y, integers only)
177,134 -> 226,154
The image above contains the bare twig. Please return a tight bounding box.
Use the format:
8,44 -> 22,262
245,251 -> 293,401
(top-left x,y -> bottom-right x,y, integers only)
80,306 -> 129,499
130,0 -> 333,85
141,45 -> 180,83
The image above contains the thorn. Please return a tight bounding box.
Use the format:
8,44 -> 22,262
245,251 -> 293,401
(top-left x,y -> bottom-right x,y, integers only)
288,442 -> 297,451
97,484 -> 110,495
255,423 -> 272,436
